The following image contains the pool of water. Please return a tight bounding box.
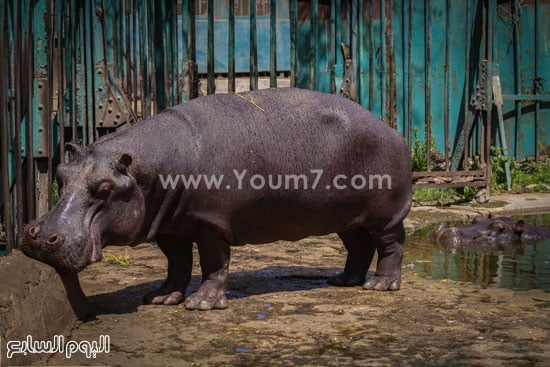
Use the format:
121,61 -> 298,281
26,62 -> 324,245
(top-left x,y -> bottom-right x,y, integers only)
405,214 -> 550,291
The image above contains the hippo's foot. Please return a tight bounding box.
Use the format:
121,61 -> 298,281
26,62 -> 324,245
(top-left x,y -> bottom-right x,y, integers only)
143,289 -> 184,305
184,280 -> 228,310
327,272 -> 365,287
363,273 -> 401,291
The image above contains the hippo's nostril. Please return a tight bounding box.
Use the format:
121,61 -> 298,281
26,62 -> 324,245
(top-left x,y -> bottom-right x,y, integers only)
28,225 -> 40,239
46,233 -> 63,247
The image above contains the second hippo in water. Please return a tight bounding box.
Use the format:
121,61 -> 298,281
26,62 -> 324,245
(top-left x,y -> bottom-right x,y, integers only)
430,215 -> 550,248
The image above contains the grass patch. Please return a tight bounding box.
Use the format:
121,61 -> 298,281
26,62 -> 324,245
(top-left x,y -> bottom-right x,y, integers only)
103,249 -> 134,267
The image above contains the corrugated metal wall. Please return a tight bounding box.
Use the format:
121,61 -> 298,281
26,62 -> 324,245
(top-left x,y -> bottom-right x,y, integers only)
1,0 -> 549,254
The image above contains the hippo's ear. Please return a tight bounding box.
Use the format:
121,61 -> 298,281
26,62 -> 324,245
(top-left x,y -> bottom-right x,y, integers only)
64,143 -> 82,158
513,220 -> 525,235
116,153 -> 133,173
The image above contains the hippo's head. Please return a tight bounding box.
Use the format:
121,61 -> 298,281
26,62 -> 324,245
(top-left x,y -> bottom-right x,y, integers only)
431,216 -> 525,247
22,143 -> 146,272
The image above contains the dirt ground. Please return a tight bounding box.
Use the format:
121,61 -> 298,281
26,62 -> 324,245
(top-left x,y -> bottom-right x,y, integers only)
45,233 -> 549,367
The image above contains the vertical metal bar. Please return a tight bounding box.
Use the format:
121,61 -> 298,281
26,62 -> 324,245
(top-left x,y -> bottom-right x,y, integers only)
154,0 -> 166,110
350,0 -> 357,94
357,0 -> 363,105
250,0 -> 258,90
0,0 -> 13,254
404,0 -> 412,147
26,1 -> 35,219
84,0 -> 95,144
424,0 -> 431,171
334,0 -> 342,93
269,0 -> 277,88
132,0 -> 139,112
125,0 -> 132,99
57,0 -> 65,163
368,0 -> 374,111
311,0 -> 318,90
171,0 -> 178,106
486,0 -> 495,191
330,0 -> 336,93
380,0 -> 386,119
289,0 -> 297,88
513,0 -> 521,161
139,0 -> 150,115
228,0 -> 235,92
444,0 -> 450,169
534,0 -> 540,160
463,0 -> 472,170
13,0 -> 24,236
207,0 -> 215,94
387,0 -> 395,125
188,0 -> 197,99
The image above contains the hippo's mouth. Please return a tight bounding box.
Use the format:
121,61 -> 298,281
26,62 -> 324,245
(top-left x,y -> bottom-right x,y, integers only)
86,204 -> 105,265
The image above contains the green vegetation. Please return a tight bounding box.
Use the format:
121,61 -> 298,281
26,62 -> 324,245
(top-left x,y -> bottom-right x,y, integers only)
51,179 -> 60,206
103,249 -> 134,267
491,147 -> 550,193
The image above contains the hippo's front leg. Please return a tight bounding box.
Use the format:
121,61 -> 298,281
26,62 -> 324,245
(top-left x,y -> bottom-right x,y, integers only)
184,230 -> 229,310
143,234 -> 193,305
57,270 -> 94,320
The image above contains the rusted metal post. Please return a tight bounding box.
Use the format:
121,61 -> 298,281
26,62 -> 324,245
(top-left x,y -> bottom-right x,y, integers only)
310,0 -> 318,91
250,0 -> 258,91
207,0 -> 215,94
424,0 -> 432,172
289,0 -> 297,88
444,0 -> 450,169
228,0 -> 236,93
269,0 -> 277,88
0,0 -> 13,254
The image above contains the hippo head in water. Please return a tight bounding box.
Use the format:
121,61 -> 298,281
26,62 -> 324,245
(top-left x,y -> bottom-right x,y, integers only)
430,216 -> 526,247
21,143 -> 146,273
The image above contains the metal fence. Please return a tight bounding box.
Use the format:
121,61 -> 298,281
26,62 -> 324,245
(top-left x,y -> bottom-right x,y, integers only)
1,0 -> 549,255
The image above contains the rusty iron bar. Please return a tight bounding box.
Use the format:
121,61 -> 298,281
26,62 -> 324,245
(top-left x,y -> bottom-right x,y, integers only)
463,0 -> 472,171
26,1 -> 35,220
0,0 -> 13,253
486,0 -> 495,193
534,0 -> 540,160
250,0 -> 258,91
310,0 -> 318,91
228,0 -> 235,93
406,0 -> 412,149
289,0 -> 297,88
269,0 -> 277,88
13,0 -> 24,237
188,0 -> 197,99
207,0 -> 214,94
424,0 -> 432,172
368,0 -> 374,111
444,0 -> 450,170
387,0 -> 395,126
512,0 -> 521,161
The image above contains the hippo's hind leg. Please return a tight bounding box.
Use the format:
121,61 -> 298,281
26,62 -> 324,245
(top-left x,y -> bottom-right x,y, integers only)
328,228 -> 376,287
143,234 -> 193,305
184,229 -> 229,310
364,221 -> 405,291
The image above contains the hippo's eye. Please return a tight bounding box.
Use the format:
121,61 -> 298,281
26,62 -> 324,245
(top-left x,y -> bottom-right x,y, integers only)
94,181 -> 113,201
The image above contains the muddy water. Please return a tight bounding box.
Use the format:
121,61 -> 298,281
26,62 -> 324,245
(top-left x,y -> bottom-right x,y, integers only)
405,215 -> 550,291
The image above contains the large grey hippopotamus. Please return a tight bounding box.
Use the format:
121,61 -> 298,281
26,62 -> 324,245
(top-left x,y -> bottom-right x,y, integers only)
22,88 -> 412,318
430,215 -> 550,248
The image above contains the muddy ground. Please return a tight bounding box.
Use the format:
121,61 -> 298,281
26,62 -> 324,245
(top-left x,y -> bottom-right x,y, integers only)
45,232 -> 549,367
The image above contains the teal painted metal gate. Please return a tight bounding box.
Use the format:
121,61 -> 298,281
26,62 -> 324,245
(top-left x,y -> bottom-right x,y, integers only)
1,0 -> 549,255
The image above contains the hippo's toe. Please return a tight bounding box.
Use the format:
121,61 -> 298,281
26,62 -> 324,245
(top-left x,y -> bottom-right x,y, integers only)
143,290 -> 184,305
363,274 -> 401,291
184,280 -> 228,310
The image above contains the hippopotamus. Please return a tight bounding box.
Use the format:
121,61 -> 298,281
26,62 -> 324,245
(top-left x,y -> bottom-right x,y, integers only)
21,88 -> 412,318
430,215 -> 550,248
